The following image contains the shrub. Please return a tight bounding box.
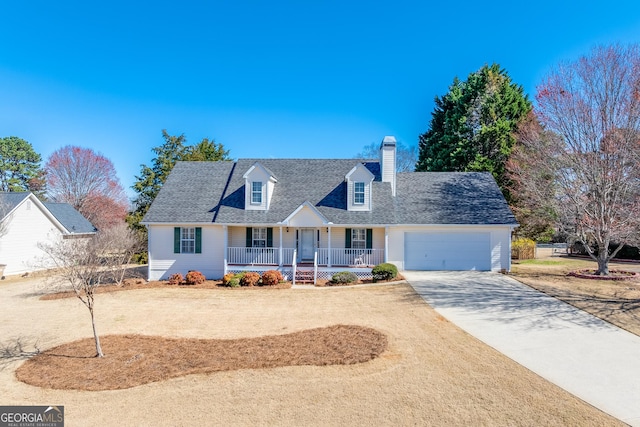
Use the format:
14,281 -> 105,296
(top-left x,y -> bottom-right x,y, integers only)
168,273 -> 183,285
262,270 -> 283,286
222,273 -> 235,286
240,272 -> 260,287
331,271 -> 358,284
228,277 -> 241,287
185,270 -> 206,285
512,238 -> 536,260
372,263 -> 398,282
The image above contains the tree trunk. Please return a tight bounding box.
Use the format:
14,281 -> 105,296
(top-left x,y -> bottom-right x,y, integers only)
596,252 -> 610,276
89,306 -> 104,357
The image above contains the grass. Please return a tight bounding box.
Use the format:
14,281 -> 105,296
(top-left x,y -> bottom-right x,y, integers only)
1,276 -> 622,425
511,255 -> 640,336
16,325 -> 387,391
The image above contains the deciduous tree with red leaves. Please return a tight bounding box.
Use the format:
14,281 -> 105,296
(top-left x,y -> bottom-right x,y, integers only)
509,44 -> 640,275
45,146 -> 129,230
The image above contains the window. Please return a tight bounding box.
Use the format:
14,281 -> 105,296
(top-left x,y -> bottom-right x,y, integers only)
251,181 -> 263,204
181,227 -> 196,253
354,182 -> 365,204
252,227 -> 267,247
351,228 -> 366,249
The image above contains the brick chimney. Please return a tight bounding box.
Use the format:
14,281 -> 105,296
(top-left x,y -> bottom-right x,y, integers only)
380,136 -> 396,196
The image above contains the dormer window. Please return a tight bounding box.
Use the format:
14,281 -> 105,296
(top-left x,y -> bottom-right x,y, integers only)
354,182 -> 365,204
251,181 -> 263,204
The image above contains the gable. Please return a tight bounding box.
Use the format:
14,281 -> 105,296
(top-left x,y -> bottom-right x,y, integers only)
281,202 -> 330,227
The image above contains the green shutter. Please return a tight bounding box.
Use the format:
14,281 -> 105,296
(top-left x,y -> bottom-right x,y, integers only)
267,228 -> 273,247
246,227 -> 252,247
174,227 -> 181,253
195,227 -> 202,254
366,229 -> 373,249
345,228 -> 352,248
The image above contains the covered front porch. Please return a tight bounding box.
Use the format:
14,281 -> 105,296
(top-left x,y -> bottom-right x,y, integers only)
223,224 -> 386,283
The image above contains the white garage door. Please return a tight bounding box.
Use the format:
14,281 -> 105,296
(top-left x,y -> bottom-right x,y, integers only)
404,232 -> 491,270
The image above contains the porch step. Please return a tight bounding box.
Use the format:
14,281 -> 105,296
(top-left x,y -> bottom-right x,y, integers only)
295,269 -> 315,284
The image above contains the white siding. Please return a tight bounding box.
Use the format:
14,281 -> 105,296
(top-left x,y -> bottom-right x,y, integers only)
380,141 -> 396,196
387,225 -> 513,272
0,198 -> 65,276
147,225 -> 225,280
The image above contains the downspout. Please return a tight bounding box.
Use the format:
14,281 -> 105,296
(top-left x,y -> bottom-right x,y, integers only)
223,225 -> 228,276
384,226 -> 389,263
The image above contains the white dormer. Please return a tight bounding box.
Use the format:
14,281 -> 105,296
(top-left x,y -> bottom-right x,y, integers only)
345,163 -> 375,211
243,162 -> 277,211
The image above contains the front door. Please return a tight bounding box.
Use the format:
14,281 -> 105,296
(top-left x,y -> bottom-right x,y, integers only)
299,229 -> 315,261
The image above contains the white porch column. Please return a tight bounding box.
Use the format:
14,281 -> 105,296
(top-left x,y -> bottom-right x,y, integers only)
384,226 -> 389,263
279,226 -> 283,267
223,225 -> 228,275
327,226 -> 332,267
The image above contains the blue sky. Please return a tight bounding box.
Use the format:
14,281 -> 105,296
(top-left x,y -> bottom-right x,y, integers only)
2,1 -> 639,199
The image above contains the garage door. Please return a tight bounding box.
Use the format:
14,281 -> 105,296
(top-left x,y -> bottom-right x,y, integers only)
404,232 -> 491,270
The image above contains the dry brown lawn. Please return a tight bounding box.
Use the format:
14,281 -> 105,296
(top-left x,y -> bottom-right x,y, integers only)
0,276 -> 622,426
511,255 -> 640,336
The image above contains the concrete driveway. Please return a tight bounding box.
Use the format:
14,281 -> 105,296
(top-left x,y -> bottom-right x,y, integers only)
404,270 -> 640,426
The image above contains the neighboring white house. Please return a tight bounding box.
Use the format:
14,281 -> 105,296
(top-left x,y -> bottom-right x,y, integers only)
0,192 -> 96,277
142,136 -> 518,283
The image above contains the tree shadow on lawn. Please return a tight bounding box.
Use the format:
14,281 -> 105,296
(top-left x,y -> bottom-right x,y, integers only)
15,325 -> 387,391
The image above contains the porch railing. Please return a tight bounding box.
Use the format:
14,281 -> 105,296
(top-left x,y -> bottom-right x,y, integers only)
319,248 -> 384,266
227,247 -> 278,265
227,247 -> 384,266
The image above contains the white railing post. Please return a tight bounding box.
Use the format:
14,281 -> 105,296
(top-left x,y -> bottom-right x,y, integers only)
279,226 -> 283,267
313,251 -> 318,284
292,249 -> 297,285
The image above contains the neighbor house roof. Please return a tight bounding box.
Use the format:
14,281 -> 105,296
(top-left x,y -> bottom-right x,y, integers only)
44,203 -> 97,234
0,192 -> 30,219
142,160 -> 517,226
0,192 -> 96,234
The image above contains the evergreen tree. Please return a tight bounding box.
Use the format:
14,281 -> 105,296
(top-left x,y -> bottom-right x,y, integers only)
0,136 -> 44,194
416,64 -> 531,198
129,130 -> 231,237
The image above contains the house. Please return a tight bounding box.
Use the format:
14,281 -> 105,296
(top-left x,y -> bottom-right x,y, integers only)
0,192 -> 96,277
142,136 -> 517,283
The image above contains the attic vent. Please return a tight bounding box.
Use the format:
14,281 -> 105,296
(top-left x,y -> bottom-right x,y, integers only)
26,201 -> 31,210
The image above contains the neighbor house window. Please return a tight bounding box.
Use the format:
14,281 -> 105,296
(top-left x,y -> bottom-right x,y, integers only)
354,182 -> 365,204
252,181 -> 263,204
252,227 -> 267,247
351,228 -> 366,249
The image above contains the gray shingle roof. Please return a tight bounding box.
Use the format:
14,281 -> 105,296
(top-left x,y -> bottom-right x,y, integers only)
0,192 -> 30,219
142,160 -> 517,226
44,203 -> 97,233
0,192 -> 96,233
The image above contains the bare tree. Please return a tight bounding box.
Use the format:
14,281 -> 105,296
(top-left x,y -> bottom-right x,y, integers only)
45,146 -> 129,230
356,141 -> 418,172
39,226 -> 141,357
510,45 -> 640,274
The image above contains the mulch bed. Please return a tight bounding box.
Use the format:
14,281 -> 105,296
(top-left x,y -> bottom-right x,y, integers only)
568,269 -> 638,281
15,325 -> 387,391
40,279 -> 292,300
